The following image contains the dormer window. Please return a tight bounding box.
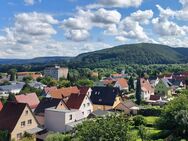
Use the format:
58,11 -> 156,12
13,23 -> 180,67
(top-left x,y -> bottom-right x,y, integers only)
99,99 -> 102,102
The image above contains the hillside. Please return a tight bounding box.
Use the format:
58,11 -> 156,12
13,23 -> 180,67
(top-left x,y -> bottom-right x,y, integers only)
71,43 -> 188,68
0,56 -> 72,65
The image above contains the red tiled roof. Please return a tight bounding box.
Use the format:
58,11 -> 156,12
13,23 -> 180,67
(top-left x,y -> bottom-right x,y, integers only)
116,78 -> 128,88
0,100 -> 3,111
15,93 -> 40,109
78,86 -> 89,94
66,93 -> 86,109
45,86 -> 80,99
140,78 -> 154,93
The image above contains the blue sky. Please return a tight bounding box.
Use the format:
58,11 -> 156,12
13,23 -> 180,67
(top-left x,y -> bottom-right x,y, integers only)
0,0 -> 188,58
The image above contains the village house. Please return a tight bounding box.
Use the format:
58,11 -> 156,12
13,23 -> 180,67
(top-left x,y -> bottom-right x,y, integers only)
114,78 -> 129,91
42,86 -> 80,99
34,97 -> 68,126
14,93 -> 40,110
28,81 -> 47,90
44,65 -> 68,80
113,100 -> 139,115
155,78 -> 172,98
90,86 -> 122,111
0,102 -> 42,141
66,93 -> 93,118
45,108 -> 84,132
0,82 -> 25,94
140,78 -> 154,100
17,72 -> 42,81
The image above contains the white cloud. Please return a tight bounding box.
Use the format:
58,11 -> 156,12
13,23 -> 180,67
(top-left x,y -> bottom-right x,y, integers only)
64,29 -> 90,42
115,36 -> 127,42
24,0 -> 35,5
152,4 -> 188,36
87,0 -> 143,9
130,10 -> 153,24
62,8 -> 121,41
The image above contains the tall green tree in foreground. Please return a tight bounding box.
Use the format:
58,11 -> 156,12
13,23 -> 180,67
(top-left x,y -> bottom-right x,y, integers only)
73,114 -> 135,141
135,77 -> 141,105
158,90 -> 188,138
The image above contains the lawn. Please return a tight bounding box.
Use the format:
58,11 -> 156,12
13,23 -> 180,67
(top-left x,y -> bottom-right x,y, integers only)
144,116 -> 160,125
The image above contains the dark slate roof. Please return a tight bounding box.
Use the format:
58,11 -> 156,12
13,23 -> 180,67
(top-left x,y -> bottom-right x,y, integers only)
168,79 -> 182,86
34,98 -> 61,114
66,94 -> 86,109
90,86 -> 120,106
0,102 -> 27,132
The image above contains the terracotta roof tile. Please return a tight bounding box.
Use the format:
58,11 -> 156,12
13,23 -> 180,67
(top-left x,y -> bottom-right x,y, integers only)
116,78 -> 128,88
15,93 -> 40,109
78,86 -> 89,94
140,78 -> 154,93
45,86 -> 80,99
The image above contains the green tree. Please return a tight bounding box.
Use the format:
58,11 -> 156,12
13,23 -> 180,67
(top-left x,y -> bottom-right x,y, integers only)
133,115 -> 146,127
74,114 -> 134,141
0,130 -> 9,141
138,125 -> 149,141
135,77 -> 141,105
76,79 -> 94,87
128,76 -> 134,91
158,91 -> 188,138
23,76 -> 33,84
8,69 -> 17,81
45,133 -> 71,141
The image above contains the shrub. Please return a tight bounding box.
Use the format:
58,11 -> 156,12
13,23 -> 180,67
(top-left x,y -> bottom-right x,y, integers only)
132,115 -> 146,126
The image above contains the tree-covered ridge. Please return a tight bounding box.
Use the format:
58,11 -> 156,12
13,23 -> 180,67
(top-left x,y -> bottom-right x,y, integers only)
72,43 -> 188,68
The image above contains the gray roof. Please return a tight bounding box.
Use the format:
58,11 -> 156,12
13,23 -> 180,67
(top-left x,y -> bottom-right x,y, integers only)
161,78 -> 172,88
0,82 -> 25,91
90,110 -> 109,117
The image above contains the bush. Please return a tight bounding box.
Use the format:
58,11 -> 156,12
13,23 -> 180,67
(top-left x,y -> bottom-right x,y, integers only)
138,108 -> 162,116
132,115 -> 146,126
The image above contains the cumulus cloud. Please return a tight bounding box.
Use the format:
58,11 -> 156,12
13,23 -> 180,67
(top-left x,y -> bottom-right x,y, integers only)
62,8 -> 121,41
108,10 -> 154,42
152,4 -> 188,36
64,29 -> 90,42
0,11 -> 112,58
87,0 -> 143,9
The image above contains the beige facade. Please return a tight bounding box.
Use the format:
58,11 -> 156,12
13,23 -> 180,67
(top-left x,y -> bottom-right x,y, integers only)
93,96 -> 122,111
11,106 -> 39,141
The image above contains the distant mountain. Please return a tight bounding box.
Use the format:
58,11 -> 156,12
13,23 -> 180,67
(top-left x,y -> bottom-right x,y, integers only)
173,47 -> 188,57
71,43 -> 188,68
0,56 -> 73,65
0,43 -> 188,67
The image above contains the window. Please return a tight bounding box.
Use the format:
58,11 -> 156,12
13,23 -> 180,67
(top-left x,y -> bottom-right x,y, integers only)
99,99 -> 102,102
83,104 -> 86,107
17,133 -> 22,139
69,114 -> 72,120
87,103 -> 90,106
28,119 -> 32,125
88,110 -> 91,114
82,112 -> 84,115
21,121 -> 25,127
25,110 -> 28,115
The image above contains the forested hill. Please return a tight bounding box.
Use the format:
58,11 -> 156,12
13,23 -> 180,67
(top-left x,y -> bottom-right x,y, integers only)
71,43 -> 188,68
